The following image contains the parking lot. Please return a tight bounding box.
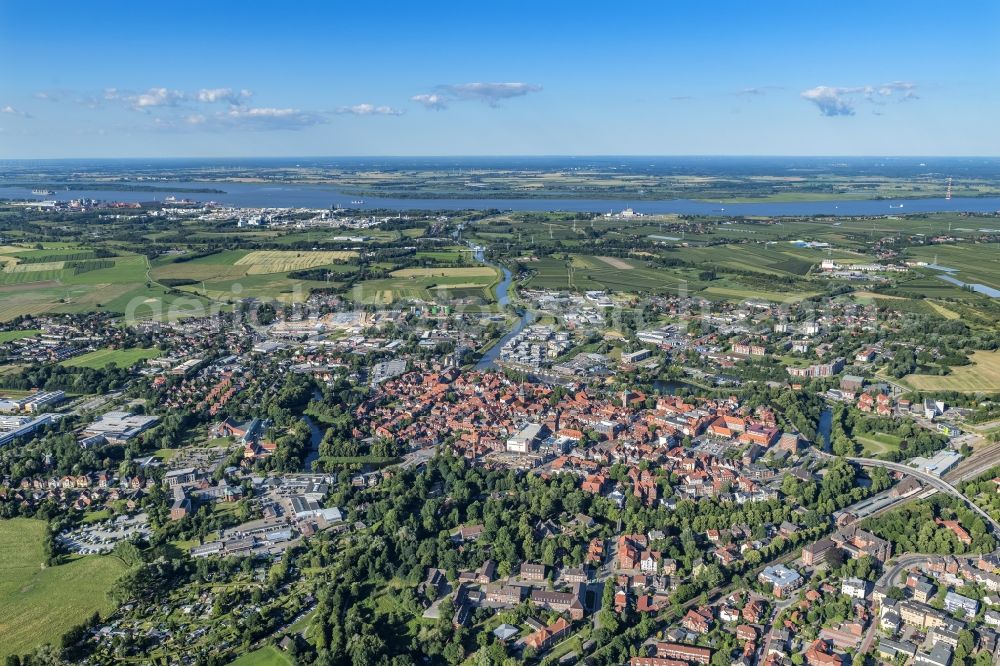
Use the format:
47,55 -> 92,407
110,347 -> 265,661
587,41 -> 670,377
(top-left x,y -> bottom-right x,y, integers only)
57,512 -> 151,554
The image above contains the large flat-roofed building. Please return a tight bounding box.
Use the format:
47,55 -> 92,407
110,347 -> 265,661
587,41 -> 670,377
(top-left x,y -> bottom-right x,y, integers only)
21,390 -> 66,413
507,423 -> 544,454
0,414 -> 54,447
84,411 -> 159,444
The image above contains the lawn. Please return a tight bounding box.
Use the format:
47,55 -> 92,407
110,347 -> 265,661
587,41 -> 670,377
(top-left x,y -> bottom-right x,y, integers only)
0,518 -> 126,660
854,432 -> 903,456
903,350 -> 1000,393
228,645 -> 293,666
61,346 -> 162,369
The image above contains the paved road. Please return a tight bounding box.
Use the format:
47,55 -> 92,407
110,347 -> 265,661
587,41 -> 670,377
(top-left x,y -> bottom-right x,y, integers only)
816,452 -> 1000,535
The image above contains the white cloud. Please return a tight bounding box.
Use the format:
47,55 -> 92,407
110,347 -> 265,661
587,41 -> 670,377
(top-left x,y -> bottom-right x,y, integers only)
801,86 -> 857,116
99,86 -> 255,111
181,107 -> 327,131
128,87 -> 188,109
1,105 -> 31,118
801,82 -> 918,116
335,103 -> 404,116
196,88 -> 253,105
411,93 -> 448,110
412,82 -> 542,110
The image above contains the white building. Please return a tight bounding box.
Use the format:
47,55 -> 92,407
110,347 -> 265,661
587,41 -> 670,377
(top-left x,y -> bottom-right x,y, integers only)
842,577 -> 868,599
506,423 -> 543,454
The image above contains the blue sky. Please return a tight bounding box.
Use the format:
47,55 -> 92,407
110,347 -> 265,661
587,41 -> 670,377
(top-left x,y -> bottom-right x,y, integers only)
1,0 -> 997,157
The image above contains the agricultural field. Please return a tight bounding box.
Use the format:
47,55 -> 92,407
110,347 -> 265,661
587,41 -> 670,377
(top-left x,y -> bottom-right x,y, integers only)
700,284 -> 819,304
520,252 -> 820,302
349,266 -> 499,304
233,250 -> 357,274
390,266 -> 494,279
0,247 -> 211,322
0,518 -> 126,660
669,243 -> 829,277
522,254 -> 698,295
904,243 -> 1000,292
903,350 -> 1000,393
60,346 -> 162,369
151,249 -> 358,304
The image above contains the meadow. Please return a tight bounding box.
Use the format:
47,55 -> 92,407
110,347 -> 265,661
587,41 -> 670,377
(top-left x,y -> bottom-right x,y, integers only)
0,246 -> 212,321
0,518 -> 126,660
347,266 -> 500,304
854,432 -> 903,456
0,329 -> 41,342
903,350 -> 1000,393
228,646 -> 293,666
522,254 -> 698,294
904,244 -> 1000,292
61,346 -> 162,369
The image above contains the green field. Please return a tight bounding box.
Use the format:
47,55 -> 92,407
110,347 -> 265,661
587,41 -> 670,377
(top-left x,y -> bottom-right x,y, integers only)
152,249 -> 356,304
0,249 -> 213,322
668,243 -> 829,277
228,645 -> 293,666
0,329 -> 41,342
348,266 -> 499,304
0,518 -> 126,660
854,432 -> 903,456
905,244 -> 1000,292
903,350 -> 1000,393
523,254 -> 697,294
61,346 -> 162,369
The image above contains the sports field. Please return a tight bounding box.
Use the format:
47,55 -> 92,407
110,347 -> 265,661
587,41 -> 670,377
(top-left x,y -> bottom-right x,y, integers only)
0,518 -> 126,660
61,347 -> 162,369
903,351 -> 1000,392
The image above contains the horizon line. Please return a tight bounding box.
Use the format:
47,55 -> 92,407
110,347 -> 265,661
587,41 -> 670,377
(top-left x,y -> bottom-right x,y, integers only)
3,153 -> 1000,161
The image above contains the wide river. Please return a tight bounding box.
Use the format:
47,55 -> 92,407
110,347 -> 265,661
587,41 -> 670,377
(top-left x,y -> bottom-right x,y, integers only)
5,182 -> 1000,216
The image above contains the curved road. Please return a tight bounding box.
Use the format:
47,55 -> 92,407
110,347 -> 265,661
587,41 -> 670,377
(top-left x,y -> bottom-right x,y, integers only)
845,456 -> 1000,534
816,451 -> 1000,535
818,452 -> 1000,655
